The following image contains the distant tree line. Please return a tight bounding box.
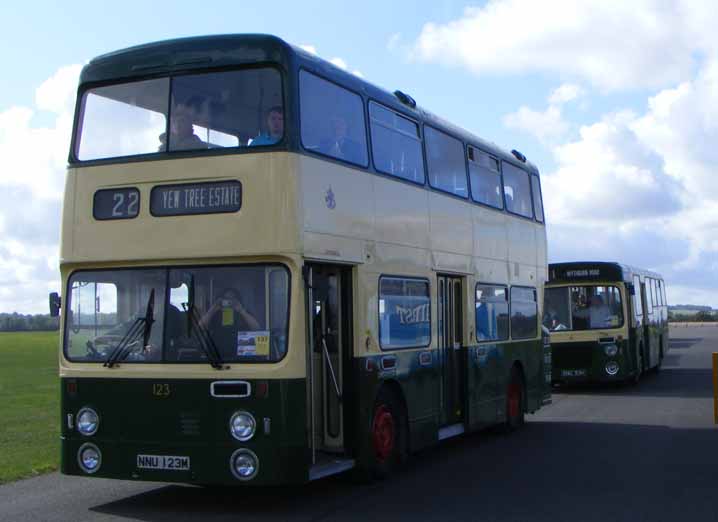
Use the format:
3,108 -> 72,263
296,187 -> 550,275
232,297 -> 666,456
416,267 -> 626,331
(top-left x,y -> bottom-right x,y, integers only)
668,311 -> 718,322
0,313 -> 59,332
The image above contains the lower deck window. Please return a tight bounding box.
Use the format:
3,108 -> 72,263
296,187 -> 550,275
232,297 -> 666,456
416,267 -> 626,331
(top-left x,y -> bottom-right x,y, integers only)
475,284 -> 509,341
511,287 -> 538,339
379,277 -> 430,349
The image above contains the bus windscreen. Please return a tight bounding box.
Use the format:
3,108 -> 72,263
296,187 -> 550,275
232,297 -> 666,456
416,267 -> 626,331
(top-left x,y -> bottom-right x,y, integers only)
543,285 -> 623,331
75,68 -> 283,161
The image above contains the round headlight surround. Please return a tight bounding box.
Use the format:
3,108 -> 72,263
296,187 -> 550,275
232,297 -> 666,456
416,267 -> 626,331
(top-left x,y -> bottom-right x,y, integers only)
229,411 -> 256,442
76,407 -> 100,436
229,448 -> 259,481
77,442 -> 102,474
605,362 -> 620,376
604,344 -> 619,357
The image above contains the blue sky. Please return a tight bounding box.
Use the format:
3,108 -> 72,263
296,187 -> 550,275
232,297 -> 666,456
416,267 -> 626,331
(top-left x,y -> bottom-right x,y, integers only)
2,0 -> 718,311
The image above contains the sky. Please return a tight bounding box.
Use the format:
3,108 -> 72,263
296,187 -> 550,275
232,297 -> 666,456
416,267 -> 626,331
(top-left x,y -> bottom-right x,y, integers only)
1,0 -> 717,313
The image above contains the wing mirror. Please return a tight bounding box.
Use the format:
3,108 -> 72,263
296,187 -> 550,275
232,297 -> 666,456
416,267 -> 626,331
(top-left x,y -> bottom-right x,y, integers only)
49,292 -> 61,317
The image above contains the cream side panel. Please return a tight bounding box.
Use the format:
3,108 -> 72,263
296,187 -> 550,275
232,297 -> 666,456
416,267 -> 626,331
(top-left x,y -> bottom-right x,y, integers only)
428,192 -> 473,257
506,218 -> 536,267
63,153 -> 301,264
60,168 -> 77,262
472,206 -> 509,263
373,176 -> 430,249
59,254 -> 307,380
298,156 -> 374,240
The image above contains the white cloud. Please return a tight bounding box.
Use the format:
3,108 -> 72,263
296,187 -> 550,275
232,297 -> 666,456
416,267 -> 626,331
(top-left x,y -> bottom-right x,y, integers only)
503,105 -> 568,144
0,64 -> 81,313
299,43 -> 363,77
504,83 -> 585,143
411,0 -> 718,91
548,84 -> 585,106
540,57 -> 718,305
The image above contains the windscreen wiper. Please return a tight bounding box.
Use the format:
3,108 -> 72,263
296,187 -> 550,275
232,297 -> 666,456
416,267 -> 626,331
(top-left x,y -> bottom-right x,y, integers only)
182,302 -> 224,370
104,289 -> 155,368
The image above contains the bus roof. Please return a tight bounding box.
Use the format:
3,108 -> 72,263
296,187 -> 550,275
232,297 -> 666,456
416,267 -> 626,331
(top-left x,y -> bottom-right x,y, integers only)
548,262 -> 663,284
79,33 -> 539,175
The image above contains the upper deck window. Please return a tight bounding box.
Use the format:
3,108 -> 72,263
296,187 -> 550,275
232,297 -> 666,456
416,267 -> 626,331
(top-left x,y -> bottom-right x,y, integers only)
75,68 -> 283,161
369,102 -> 425,184
531,175 -> 544,222
502,162 -> 534,219
425,127 -> 468,198
468,148 -> 503,209
299,71 -> 368,167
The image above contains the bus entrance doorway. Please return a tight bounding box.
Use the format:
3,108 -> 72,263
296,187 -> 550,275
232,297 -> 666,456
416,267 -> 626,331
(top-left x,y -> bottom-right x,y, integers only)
438,275 -> 465,430
305,264 -> 353,476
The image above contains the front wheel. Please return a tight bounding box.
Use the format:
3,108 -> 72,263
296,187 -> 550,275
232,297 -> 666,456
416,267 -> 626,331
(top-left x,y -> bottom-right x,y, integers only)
504,367 -> 525,432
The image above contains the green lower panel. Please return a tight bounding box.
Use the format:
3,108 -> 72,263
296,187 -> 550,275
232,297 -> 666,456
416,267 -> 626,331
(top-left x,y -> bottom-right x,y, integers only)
61,377 -> 308,485
552,340 -> 633,383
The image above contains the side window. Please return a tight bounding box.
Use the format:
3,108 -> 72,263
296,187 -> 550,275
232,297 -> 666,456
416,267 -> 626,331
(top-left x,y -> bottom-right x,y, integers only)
645,279 -> 654,315
425,126 -> 468,197
299,71 -> 368,167
475,284 -> 509,341
633,276 -> 643,319
510,287 -> 538,339
468,147 -> 503,209
379,277 -> 431,349
531,175 -> 545,222
661,280 -> 667,306
660,281 -> 665,306
502,162 -> 534,218
369,102 -> 425,184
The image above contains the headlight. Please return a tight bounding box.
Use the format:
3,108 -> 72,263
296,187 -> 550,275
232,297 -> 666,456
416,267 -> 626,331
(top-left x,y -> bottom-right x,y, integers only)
77,443 -> 102,474
229,411 -> 256,441
76,407 -> 99,436
604,344 -> 618,357
605,362 -> 620,376
230,449 -> 259,481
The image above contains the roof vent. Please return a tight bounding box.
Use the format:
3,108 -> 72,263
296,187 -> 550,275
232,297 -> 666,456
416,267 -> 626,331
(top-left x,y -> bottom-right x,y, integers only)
511,149 -> 527,163
394,90 -> 416,108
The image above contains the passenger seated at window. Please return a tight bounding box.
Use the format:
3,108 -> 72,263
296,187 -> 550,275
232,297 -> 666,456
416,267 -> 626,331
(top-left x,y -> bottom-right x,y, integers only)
319,115 -> 363,164
249,105 -> 284,146
159,96 -> 208,151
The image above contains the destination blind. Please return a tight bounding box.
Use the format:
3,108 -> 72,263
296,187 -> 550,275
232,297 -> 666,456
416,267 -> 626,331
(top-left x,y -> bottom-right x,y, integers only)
150,181 -> 241,216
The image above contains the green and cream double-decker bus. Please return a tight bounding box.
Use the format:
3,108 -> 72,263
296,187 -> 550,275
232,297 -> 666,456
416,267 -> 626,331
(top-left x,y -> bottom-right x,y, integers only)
53,34 -> 550,486
544,262 -> 668,384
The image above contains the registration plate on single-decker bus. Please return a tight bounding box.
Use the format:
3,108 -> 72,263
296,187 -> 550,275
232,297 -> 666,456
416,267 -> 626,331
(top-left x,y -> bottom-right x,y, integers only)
137,454 -> 190,471
561,369 -> 587,377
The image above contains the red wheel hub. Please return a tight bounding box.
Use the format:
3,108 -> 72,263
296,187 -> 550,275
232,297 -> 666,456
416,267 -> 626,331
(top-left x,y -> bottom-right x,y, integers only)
508,382 -> 521,419
372,405 -> 395,462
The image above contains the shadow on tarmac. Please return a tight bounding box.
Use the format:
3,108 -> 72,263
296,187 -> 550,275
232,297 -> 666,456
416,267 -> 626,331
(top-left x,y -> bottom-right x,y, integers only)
553,367 -> 714,399
90,419 -> 718,522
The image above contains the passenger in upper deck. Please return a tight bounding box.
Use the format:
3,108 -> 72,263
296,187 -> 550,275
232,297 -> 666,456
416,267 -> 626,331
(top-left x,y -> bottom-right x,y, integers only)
159,96 -> 208,152
320,115 -> 363,164
248,106 -> 284,146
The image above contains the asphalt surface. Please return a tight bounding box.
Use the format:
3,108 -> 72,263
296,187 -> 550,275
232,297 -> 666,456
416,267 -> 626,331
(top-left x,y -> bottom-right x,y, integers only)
1,325 -> 717,522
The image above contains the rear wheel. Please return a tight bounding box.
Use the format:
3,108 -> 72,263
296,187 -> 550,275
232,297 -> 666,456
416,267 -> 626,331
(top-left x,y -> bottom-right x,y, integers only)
504,367 -> 525,432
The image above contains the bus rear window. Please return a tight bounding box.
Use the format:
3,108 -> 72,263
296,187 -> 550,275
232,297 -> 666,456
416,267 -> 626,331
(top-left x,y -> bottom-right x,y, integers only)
75,68 -> 283,161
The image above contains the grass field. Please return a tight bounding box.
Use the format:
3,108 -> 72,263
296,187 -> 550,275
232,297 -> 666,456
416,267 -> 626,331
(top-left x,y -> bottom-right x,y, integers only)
0,331 -> 59,484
